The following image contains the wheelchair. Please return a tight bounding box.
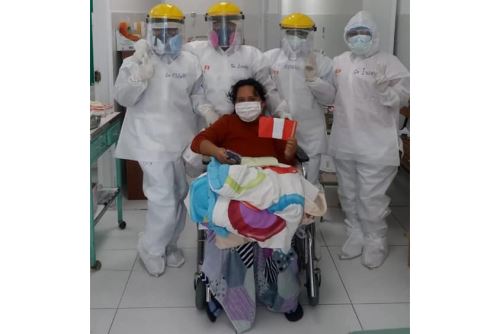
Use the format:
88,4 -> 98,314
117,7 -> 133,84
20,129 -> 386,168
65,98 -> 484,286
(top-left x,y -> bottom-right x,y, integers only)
193,146 -> 322,310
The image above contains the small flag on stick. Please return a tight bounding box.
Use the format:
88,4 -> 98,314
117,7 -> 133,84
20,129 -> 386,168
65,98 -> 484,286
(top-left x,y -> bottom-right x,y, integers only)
258,116 -> 297,140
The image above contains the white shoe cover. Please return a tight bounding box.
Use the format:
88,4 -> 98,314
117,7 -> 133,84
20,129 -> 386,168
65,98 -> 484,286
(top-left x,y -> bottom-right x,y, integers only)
339,220 -> 364,259
137,234 -> 166,277
362,235 -> 388,269
166,246 -> 185,268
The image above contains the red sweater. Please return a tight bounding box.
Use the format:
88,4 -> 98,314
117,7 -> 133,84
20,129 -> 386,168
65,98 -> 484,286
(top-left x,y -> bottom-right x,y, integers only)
191,113 -> 294,164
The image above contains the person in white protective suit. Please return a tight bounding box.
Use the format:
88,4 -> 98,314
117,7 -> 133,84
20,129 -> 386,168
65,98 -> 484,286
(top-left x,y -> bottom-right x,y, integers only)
114,3 -> 206,276
328,11 -> 410,268
264,13 -> 335,186
183,2 -> 288,126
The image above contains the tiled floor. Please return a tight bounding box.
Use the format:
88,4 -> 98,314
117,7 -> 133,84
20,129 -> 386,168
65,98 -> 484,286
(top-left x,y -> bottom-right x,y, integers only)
91,169 -> 410,334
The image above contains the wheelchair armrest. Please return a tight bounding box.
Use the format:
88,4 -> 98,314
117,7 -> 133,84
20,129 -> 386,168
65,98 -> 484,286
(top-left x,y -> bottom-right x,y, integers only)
295,145 -> 309,163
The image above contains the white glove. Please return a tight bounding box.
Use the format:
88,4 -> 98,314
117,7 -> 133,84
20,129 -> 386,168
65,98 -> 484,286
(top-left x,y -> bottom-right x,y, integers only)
182,145 -> 205,178
198,104 -> 220,126
131,39 -> 149,62
304,53 -> 318,82
130,56 -> 154,82
276,100 -> 292,119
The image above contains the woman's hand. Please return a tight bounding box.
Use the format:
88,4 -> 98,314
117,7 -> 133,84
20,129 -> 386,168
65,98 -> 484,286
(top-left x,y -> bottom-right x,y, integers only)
284,137 -> 297,161
214,147 -> 237,165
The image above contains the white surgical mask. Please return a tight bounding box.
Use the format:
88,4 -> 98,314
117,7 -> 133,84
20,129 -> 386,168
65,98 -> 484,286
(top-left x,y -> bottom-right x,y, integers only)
286,35 -> 304,51
347,35 -> 372,56
153,38 -> 166,55
235,101 -> 262,122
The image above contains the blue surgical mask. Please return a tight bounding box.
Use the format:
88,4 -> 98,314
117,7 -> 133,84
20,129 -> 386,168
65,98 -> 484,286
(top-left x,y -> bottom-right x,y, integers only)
347,35 -> 372,56
168,34 -> 183,55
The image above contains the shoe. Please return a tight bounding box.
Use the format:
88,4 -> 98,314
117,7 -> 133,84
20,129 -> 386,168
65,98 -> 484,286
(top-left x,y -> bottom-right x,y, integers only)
361,234 -> 388,269
284,303 -> 303,322
166,246 -> 185,268
339,219 -> 364,259
137,234 -> 166,277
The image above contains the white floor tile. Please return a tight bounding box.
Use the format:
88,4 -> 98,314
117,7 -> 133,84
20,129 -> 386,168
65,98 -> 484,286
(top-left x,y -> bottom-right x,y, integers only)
354,303 -> 410,330
110,305 -> 361,334
110,308 -> 235,334
176,218 -> 198,249
324,186 -> 341,208
388,170 -> 410,207
386,215 -> 409,246
250,304 -> 361,334
121,248 -> 197,308
90,270 -> 130,308
122,198 -> 148,210
330,246 -> 409,304
320,215 -> 408,247
322,207 -> 346,224
391,207 -> 410,232
95,249 -> 137,271
299,246 -> 350,305
94,210 -> 145,251
90,309 -> 115,334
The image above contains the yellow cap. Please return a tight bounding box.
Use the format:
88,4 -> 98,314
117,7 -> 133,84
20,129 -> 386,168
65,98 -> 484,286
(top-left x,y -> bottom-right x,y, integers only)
280,13 -> 316,30
206,2 -> 243,17
149,3 -> 185,21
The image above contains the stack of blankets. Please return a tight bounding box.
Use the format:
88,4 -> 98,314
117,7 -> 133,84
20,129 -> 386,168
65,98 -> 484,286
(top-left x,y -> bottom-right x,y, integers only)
188,158 -> 327,252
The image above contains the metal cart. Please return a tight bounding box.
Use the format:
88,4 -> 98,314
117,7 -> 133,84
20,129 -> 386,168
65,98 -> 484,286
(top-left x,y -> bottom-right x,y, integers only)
90,111 -> 126,270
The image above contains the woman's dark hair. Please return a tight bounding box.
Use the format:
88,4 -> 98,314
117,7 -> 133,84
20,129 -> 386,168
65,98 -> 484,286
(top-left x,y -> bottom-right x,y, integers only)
227,78 -> 267,105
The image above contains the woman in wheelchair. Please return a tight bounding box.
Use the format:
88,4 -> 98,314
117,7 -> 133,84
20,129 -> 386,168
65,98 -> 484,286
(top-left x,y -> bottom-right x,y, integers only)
190,78 -> 304,330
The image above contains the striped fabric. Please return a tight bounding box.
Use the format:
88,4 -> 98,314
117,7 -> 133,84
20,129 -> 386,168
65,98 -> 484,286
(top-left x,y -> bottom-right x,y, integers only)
236,242 -> 255,268
265,257 -> 279,284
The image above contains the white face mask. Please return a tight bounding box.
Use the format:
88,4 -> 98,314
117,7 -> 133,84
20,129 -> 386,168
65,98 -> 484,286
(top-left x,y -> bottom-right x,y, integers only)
153,38 -> 166,55
286,35 -> 304,51
235,101 -> 262,122
347,35 -> 372,56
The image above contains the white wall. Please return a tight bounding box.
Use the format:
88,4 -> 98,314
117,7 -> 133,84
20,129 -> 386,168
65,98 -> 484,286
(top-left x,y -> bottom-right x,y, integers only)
363,0 -> 397,54
395,0 -> 410,70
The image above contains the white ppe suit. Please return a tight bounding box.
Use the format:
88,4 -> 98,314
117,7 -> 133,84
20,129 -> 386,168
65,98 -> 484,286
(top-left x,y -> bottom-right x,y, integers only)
184,40 -> 284,117
265,40 -> 335,185
328,11 -> 410,268
114,44 -> 205,270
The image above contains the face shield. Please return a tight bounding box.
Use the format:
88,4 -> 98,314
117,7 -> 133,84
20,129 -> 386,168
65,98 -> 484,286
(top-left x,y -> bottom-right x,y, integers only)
281,28 -> 314,55
345,26 -> 373,56
206,15 -> 243,49
147,19 -> 184,56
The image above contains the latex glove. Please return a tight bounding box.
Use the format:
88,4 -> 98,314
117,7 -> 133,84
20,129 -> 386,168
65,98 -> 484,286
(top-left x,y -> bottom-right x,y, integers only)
304,53 -> 318,82
275,100 -> 292,119
198,104 -> 220,126
131,39 -> 149,62
131,56 -> 154,82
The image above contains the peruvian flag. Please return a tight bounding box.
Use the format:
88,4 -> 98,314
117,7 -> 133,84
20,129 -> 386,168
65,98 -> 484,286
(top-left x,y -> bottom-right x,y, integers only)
258,116 -> 297,140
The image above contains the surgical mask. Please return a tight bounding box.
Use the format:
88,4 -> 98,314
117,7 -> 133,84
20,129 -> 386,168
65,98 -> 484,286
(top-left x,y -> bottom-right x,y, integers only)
286,35 -> 304,51
235,101 -> 262,122
153,37 -> 166,55
347,35 -> 372,56
167,34 -> 182,55
209,29 -> 236,48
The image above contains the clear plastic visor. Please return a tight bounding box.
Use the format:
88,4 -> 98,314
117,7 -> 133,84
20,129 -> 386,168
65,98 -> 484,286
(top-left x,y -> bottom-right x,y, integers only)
345,26 -> 372,40
206,16 -> 243,47
280,28 -> 314,53
147,20 -> 184,46
282,28 -> 311,39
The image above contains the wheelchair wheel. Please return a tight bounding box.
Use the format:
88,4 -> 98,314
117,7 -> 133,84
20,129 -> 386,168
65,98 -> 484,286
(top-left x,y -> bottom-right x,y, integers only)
194,274 -> 206,310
